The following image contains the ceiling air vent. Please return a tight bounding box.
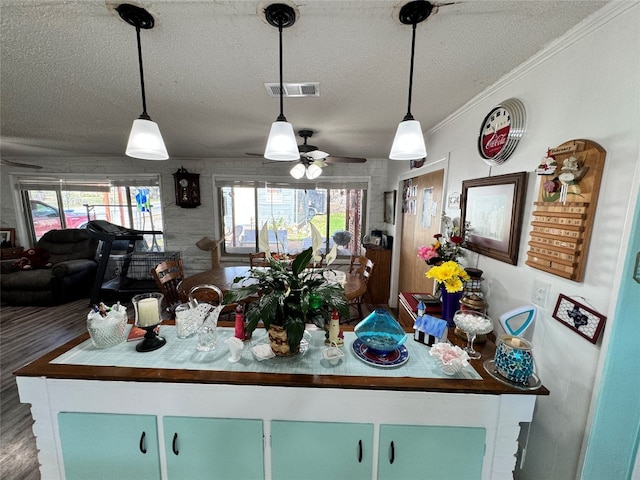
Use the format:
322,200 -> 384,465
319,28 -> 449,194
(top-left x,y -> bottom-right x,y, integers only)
265,82 -> 320,97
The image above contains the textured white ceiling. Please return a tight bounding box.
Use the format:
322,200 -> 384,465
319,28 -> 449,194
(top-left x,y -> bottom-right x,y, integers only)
0,0 -> 608,161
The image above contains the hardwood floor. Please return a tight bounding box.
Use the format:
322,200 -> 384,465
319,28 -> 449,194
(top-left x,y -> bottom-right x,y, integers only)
0,298 -> 392,479
1,299 -> 90,480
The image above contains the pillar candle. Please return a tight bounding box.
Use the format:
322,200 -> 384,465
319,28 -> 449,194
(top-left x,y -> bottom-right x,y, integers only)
137,297 -> 159,327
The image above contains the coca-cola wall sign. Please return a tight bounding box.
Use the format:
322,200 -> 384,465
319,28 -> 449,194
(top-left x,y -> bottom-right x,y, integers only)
478,98 -> 526,166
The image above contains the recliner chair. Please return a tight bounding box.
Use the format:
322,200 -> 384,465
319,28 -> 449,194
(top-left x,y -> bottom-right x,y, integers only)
1,229 -> 98,306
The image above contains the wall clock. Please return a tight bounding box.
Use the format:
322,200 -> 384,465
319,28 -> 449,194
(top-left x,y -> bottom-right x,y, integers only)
478,98 -> 526,166
173,167 -> 201,208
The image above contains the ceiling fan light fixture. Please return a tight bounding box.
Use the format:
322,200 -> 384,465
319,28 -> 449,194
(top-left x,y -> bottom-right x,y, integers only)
126,117 -> 169,160
389,117 -> 426,160
389,0 -> 433,161
264,3 -> 299,162
290,162 -> 306,179
117,3 -> 168,160
306,163 -> 322,179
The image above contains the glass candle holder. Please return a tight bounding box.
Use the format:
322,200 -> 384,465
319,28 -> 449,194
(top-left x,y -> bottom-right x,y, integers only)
132,292 -> 166,352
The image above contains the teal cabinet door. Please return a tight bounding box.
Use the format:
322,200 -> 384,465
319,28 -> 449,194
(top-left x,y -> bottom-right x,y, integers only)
378,424 -> 485,480
164,416 -> 264,480
271,420 -> 373,480
58,412 -> 161,480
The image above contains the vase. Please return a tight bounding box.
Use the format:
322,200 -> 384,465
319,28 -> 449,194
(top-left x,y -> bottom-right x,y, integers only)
268,325 -> 299,356
441,290 -> 464,328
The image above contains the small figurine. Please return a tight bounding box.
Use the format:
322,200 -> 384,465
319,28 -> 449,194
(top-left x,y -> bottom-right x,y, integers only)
225,337 -> 244,362
558,155 -> 589,201
325,310 -> 344,346
536,148 -> 557,175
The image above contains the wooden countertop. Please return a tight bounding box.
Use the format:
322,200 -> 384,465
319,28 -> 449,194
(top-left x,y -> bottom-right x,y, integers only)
15,322 -> 548,397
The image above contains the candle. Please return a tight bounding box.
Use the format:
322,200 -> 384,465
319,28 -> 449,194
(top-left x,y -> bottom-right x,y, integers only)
508,337 -> 522,348
137,297 -> 159,327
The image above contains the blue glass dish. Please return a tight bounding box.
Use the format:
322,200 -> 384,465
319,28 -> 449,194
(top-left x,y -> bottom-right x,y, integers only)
354,308 -> 407,354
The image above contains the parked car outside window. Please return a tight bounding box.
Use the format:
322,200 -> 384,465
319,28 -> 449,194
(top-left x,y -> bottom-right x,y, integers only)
30,200 -> 89,239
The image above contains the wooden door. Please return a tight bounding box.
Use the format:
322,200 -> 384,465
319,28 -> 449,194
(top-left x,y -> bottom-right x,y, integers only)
398,169 -> 444,294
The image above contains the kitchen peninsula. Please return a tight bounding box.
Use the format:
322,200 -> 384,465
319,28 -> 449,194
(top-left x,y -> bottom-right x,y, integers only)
16,324 -> 548,480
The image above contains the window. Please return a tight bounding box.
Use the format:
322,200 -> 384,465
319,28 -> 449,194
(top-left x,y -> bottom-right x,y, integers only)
17,175 -> 164,246
217,177 -> 368,258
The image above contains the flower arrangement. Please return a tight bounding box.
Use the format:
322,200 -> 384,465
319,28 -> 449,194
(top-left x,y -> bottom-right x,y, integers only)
425,260 -> 470,293
223,222 -> 349,354
417,214 -> 465,266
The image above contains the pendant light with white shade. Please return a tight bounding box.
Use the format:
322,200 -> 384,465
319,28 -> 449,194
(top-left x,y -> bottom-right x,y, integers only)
117,4 -> 169,161
389,1 -> 433,161
264,4 -> 300,161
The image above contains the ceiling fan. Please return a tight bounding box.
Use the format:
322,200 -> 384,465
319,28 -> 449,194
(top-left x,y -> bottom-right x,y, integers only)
247,129 -> 366,179
0,158 -> 43,169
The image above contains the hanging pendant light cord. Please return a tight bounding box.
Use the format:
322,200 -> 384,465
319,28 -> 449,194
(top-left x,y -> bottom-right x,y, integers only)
277,16 -> 286,122
135,25 -> 150,120
404,22 -> 418,121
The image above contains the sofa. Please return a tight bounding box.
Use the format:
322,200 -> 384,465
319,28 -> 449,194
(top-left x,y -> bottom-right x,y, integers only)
1,229 -> 98,306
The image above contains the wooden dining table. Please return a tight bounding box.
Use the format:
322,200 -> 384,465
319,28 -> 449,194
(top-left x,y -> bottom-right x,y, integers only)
177,265 -> 366,303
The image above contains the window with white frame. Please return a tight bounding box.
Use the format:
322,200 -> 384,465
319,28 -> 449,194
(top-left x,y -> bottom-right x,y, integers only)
216,177 -> 368,258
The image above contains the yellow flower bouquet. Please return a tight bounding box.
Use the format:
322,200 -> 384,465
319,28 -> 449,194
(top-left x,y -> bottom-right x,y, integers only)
425,261 -> 470,293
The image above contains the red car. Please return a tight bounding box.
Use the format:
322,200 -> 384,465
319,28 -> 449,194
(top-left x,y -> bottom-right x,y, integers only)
31,200 -> 90,239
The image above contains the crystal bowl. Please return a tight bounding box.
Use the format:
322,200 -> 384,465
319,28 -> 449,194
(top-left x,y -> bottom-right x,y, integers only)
429,342 -> 470,376
453,310 -> 493,335
354,308 -> 407,353
87,305 -> 128,349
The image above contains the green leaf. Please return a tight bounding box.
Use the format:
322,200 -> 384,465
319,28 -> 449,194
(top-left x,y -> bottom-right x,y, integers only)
286,319 -> 305,352
291,247 -> 313,274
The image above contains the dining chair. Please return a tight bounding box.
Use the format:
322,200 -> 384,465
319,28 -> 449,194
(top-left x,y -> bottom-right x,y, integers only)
348,257 -> 374,321
151,258 -> 184,312
249,251 -> 269,268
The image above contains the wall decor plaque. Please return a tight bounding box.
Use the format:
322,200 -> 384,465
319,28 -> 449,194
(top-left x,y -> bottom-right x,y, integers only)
552,294 -> 606,344
525,139 -> 605,281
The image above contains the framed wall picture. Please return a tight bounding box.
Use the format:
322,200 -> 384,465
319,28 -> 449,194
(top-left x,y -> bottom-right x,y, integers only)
552,294 -> 606,344
384,191 -> 396,224
460,172 -> 528,265
0,228 -> 15,247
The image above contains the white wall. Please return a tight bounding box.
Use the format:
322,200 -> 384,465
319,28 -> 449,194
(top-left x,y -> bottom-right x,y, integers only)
1,157 -> 389,276
388,3 -> 640,479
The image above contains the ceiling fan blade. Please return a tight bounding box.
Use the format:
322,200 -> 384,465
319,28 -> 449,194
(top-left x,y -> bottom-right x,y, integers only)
306,150 -> 329,161
311,160 -> 328,168
245,152 -> 265,158
261,159 -> 297,165
0,158 -> 43,169
324,156 -> 367,164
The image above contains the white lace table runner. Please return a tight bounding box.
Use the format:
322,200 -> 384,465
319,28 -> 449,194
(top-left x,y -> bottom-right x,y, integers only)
51,326 -> 481,380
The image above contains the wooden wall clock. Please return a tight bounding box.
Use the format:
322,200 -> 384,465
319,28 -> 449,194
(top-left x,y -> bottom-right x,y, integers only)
173,167 -> 201,208
478,98 -> 526,166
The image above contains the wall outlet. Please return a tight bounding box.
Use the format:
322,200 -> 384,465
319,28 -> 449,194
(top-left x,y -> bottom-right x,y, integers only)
532,280 -> 551,308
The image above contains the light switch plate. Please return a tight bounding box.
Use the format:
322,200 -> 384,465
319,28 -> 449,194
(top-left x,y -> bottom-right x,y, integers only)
532,280 -> 550,308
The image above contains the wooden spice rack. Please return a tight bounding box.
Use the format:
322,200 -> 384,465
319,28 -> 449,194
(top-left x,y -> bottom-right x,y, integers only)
526,139 -> 605,281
